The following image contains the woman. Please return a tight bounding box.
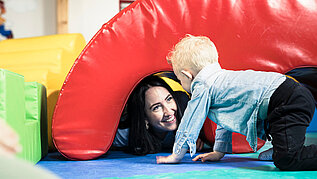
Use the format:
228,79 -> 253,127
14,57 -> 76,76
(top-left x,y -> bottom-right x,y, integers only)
112,74 -> 209,155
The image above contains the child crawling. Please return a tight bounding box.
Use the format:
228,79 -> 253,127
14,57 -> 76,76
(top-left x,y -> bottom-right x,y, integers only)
156,34 -> 317,171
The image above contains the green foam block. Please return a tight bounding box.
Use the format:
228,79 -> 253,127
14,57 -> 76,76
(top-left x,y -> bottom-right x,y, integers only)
0,69 -> 48,164
0,69 -> 26,158
25,82 -> 48,159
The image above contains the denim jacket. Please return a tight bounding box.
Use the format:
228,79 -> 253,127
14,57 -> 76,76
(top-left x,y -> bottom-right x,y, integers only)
173,63 -> 286,157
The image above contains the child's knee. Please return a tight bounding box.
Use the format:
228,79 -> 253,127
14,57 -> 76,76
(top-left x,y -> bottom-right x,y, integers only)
274,156 -> 296,171
273,153 -> 303,171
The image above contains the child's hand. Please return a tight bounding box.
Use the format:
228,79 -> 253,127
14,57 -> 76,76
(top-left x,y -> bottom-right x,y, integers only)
156,154 -> 181,164
192,151 -> 225,162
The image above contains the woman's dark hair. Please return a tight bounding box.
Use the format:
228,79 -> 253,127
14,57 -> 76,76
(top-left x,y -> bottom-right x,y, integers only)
125,75 -> 186,155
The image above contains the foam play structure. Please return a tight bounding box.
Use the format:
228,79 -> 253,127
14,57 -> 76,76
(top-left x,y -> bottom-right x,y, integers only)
0,34 -> 86,150
52,0 -> 317,160
0,69 -> 47,164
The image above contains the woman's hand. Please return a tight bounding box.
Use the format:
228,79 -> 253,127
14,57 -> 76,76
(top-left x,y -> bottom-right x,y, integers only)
156,154 -> 181,164
192,151 -> 225,162
0,119 -> 21,156
196,138 -> 204,151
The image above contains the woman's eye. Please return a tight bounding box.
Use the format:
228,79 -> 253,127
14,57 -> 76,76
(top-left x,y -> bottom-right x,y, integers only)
167,96 -> 173,102
152,105 -> 161,111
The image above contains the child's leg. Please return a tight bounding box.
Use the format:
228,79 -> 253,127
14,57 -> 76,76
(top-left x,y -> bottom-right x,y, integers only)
267,78 -> 317,171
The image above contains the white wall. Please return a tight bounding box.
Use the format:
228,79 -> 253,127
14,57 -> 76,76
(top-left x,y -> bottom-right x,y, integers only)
69,0 -> 119,42
1,0 -> 120,42
4,0 -> 56,39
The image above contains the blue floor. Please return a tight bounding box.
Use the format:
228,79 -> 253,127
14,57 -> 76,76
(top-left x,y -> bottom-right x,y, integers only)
37,133 -> 317,179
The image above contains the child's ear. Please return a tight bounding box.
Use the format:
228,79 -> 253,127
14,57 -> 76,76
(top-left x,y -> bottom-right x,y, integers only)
181,70 -> 193,80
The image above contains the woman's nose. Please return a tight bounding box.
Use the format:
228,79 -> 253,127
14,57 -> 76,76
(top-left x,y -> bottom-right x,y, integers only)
163,104 -> 174,114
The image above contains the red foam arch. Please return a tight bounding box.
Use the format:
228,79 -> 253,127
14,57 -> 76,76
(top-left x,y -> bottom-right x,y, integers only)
53,0 -> 317,160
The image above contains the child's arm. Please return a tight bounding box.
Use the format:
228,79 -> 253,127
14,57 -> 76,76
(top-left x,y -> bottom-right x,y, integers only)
213,125 -> 233,153
156,147 -> 187,164
192,151 -> 225,162
191,125 -> 231,162
191,126 -> 230,162
157,85 -> 212,164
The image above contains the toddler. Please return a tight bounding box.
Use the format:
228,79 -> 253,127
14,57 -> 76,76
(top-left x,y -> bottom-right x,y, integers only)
156,34 -> 317,171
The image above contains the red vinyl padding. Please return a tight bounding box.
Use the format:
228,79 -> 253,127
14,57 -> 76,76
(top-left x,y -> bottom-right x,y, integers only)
52,0 -> 317,160
203,119 -> 266,154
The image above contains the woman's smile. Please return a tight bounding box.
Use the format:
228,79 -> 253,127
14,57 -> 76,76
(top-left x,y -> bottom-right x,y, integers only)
162,114 -> 176,123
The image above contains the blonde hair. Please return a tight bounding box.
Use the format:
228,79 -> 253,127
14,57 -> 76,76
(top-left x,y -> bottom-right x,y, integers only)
167,34 -> 218,75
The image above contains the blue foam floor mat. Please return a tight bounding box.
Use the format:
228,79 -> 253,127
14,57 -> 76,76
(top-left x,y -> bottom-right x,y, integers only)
37,133 -> 317,178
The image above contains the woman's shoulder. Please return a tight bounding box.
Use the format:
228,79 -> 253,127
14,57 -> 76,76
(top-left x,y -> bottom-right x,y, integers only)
112,128 -> 129,148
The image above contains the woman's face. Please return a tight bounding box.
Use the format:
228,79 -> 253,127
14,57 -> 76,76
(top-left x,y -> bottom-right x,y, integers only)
144,86 -> 178,132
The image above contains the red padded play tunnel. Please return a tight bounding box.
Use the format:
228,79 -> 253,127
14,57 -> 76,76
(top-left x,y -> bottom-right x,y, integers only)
53,0 -> 317,160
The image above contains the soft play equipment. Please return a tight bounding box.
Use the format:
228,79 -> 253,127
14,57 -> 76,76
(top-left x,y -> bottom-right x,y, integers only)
25,82 -> 48,158
0,33 -> 86,150
52,0 -> 317,160
0,69 -> 47,164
